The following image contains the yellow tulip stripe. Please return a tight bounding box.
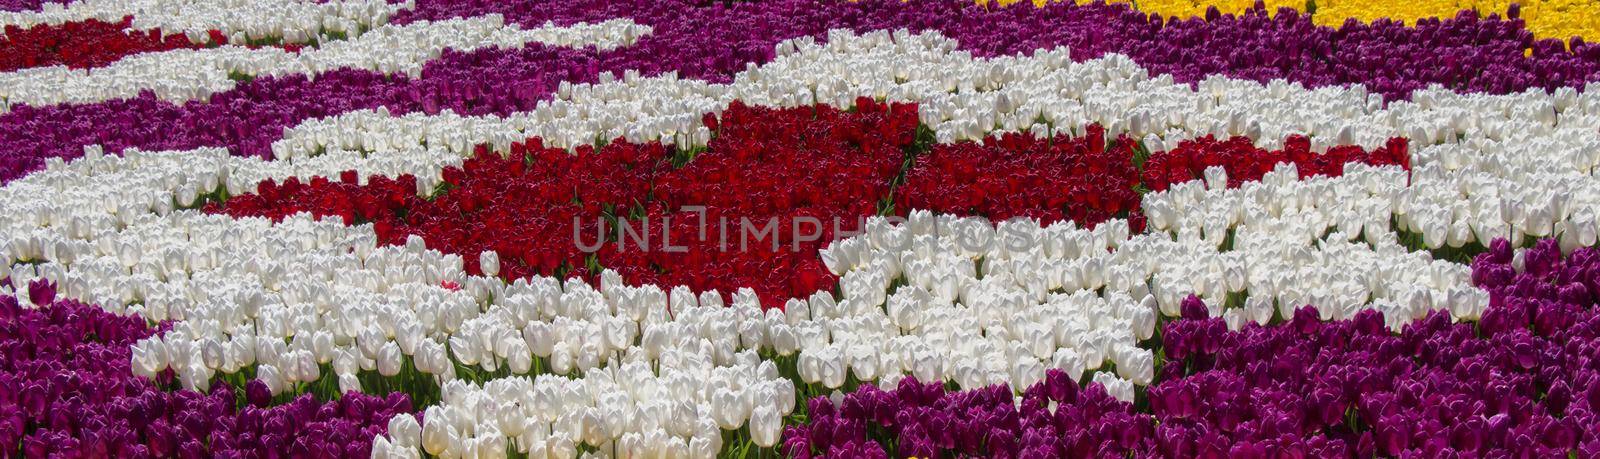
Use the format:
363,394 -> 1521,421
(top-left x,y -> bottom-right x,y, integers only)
976,0 -> 1600,43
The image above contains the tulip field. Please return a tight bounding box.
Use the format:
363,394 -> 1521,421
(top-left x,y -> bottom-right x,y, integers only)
5,0 -> 1600,457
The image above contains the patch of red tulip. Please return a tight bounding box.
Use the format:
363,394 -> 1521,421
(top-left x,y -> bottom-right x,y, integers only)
1140,135 -> 1411,192
895,129 -> 1407,231
210,99 -> 915,307
600,99 -> 917,306
895,125 -> 1142,229
0,17 -> 218,73
208,137 -> 671,282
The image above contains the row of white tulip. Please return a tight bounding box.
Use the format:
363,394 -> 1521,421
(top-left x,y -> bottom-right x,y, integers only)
0,0 -> 407,44
816,213 -> 1156,392
1137,163 -> 1489,326
269,72 -> 729,161
0,27 -> 1595,458
374,360 -> 795,458
0,16 -> 648,110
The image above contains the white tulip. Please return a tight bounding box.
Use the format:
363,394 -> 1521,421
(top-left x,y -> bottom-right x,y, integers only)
421,407 -> 452,456
389,414 -> 423,450
478,250 -> 499,277
378,341 -> 404,376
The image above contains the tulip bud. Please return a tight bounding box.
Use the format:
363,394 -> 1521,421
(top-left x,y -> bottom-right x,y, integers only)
339,374 -> 362,394
749,404 -> 780,447
847,344 -> 880,381
312,331 -> 335,363
378,341 -> 403,376
359,326 -> 386,358
693,417 -> 723,454
421,407 -> 452,455
257,364 -> 285,395
296,350 -> 320,382
372,435 -> 401,459
523,322 -> 554,357
711,389 -> 745,430
1116,348 -> 1155,386
131,338 -> 170,378
479,250 -> 499,277
551,343 -> 574,375
1051,348 -> 1084,382
178,361 -> 213,392
334,347 -> 361,376
768,323 -> 798,356
390,414 -> 423,449
1092,372 -> 1135,403
797,352 -> 821,384
507,338 -> 533,374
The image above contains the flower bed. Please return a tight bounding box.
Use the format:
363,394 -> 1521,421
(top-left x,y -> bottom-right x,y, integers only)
1,0 -> 1599,457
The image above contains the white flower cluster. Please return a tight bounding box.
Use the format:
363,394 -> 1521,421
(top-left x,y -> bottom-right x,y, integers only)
813,212 -> 1154,400
1,150 -> 467,391
376,364 -> 793,458
0,0 -> 406,43
271,71 -> 728,162
1135,163 -> 1487,329
375,276 -> 799,457
734,30 -> 1390,151
1396,89 -> 1600,254
0,16 -> 649,110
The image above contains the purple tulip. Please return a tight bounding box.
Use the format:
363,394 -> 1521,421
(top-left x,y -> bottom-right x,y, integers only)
786,371 -> 1156,457
25,279 -> 55,305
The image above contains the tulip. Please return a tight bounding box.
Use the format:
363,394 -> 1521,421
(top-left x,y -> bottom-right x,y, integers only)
26,278 -> 55,306
339,374 -> 361,393
749,405 -> 781,448
130,338 -> 169,378
421,407 -> 451,455
257,364 -> 286,395
479,250 -> 500,277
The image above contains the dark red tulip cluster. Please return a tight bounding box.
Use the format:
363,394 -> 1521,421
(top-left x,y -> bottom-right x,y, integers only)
211,99 -> 917,307
1141,135 -> 1411,192
209,137 -> 671,281
0,18 -> 216,72
602,98 -> 916,306
208,173 -> 419,226
896,125 -> 1142,228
